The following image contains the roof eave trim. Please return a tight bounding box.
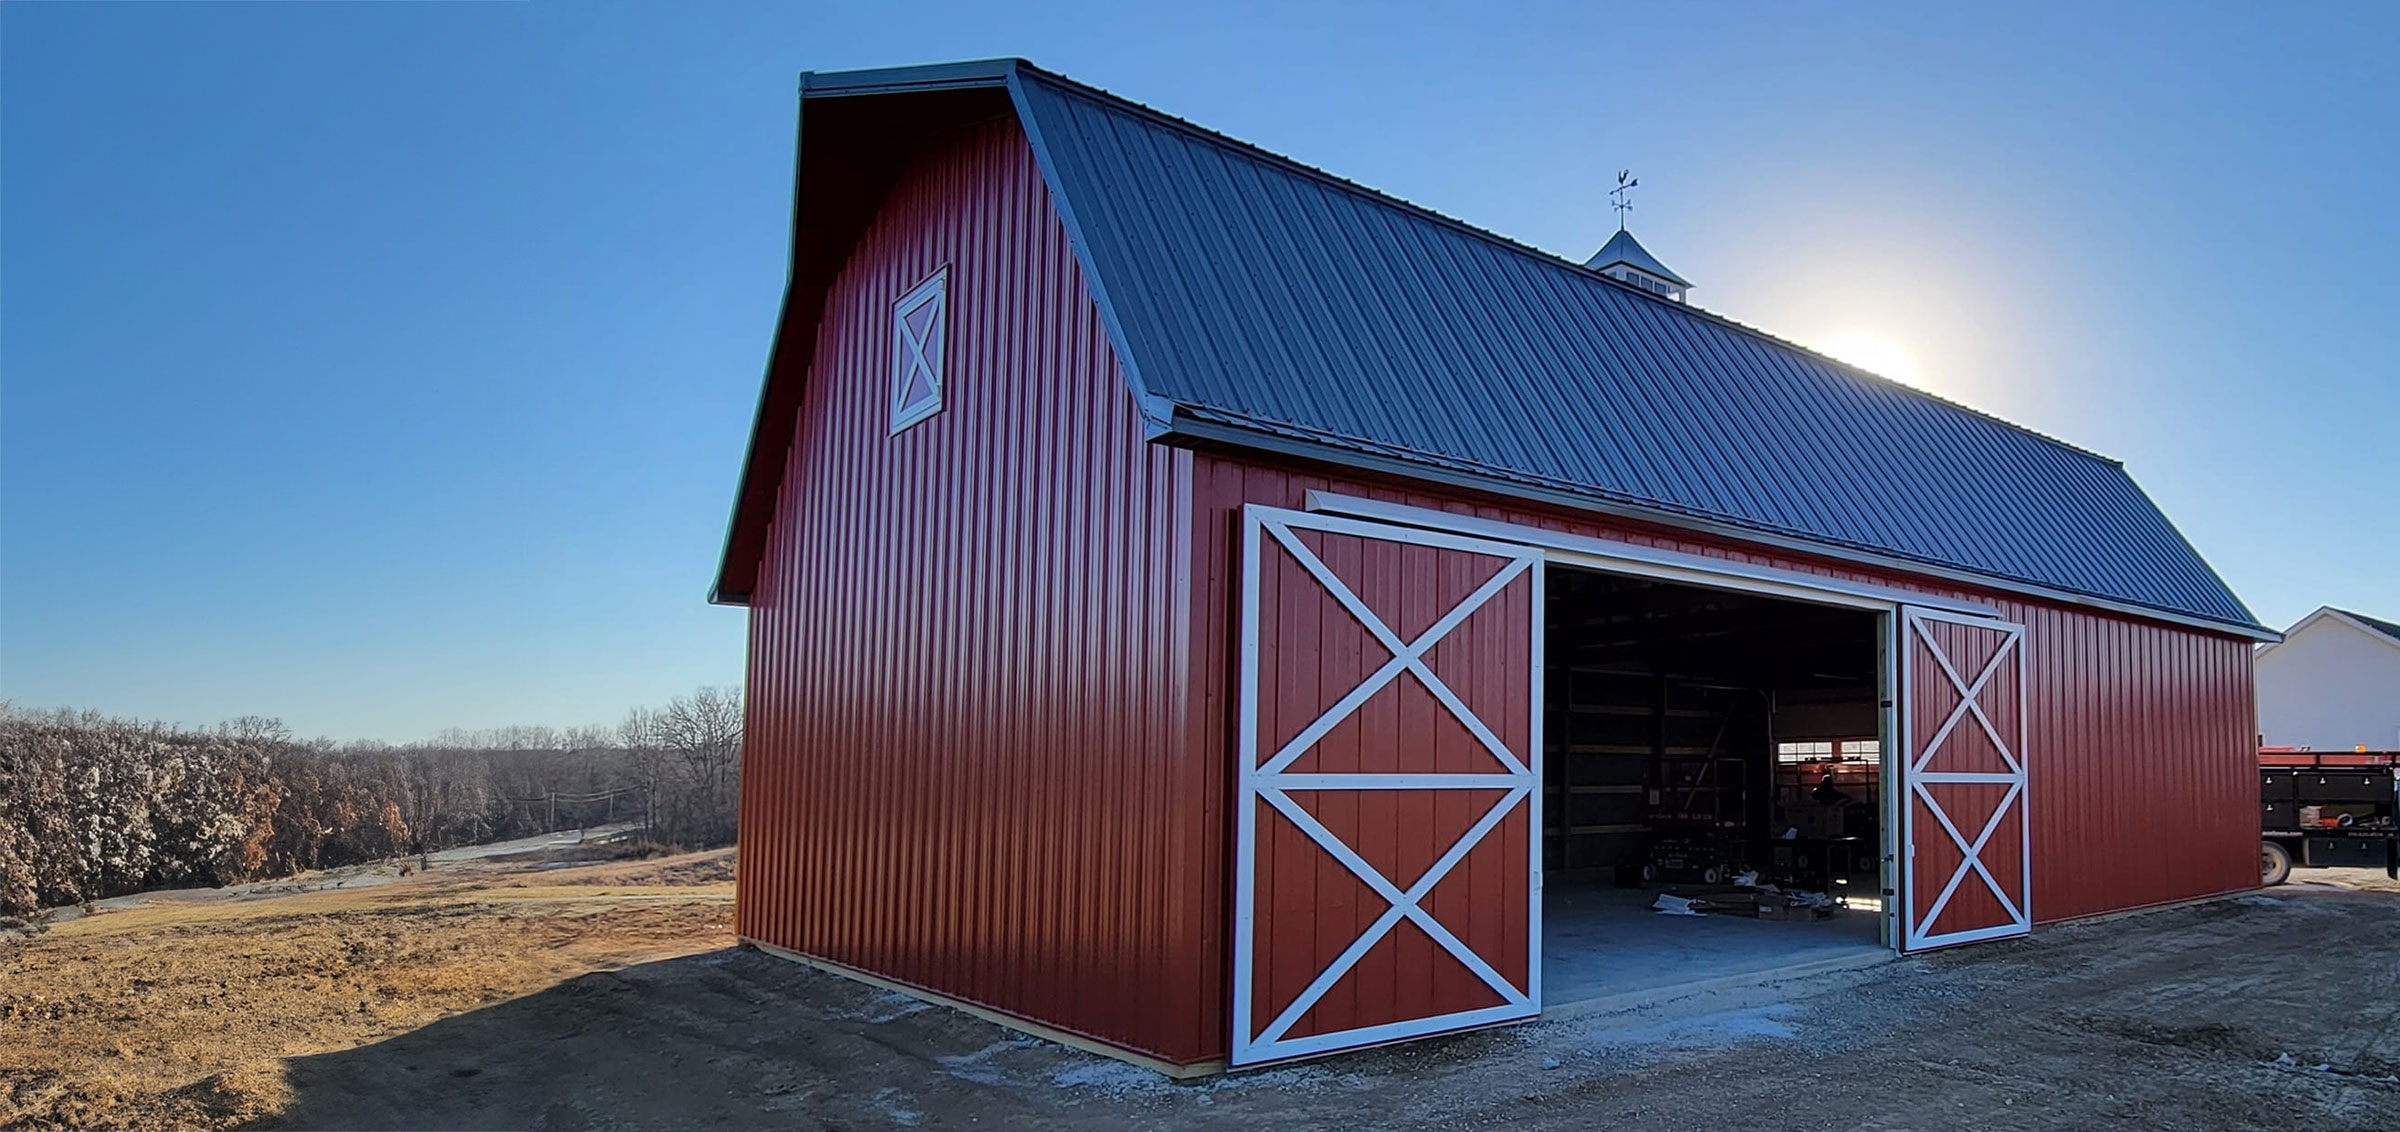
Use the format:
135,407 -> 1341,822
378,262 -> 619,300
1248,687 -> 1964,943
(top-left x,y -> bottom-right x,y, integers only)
1158,414 -> 2281,643
799,59 -> 1022,98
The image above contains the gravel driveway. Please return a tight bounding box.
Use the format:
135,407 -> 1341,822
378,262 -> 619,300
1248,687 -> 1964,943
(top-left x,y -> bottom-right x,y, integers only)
273,882 -> 2400,1131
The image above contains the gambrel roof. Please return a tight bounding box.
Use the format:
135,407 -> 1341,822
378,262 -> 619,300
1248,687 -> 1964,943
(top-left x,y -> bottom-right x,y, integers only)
718,60 -> 2265,638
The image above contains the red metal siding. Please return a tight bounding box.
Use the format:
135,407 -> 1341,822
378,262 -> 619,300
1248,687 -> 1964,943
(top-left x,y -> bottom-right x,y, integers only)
2019,601 -> 2257,920
736,118 -> 1220,1066
1183,456 -> 2259,954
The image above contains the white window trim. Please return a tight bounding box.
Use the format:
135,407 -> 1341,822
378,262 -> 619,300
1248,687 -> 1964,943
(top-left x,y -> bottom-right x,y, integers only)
890,268 -> 948,434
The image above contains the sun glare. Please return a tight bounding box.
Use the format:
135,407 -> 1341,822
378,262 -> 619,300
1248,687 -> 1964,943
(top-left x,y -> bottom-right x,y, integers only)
1813,330 -> 1926,388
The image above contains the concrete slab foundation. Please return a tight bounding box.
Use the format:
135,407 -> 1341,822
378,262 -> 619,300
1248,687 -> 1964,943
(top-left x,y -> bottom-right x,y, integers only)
1542,884 -> 1891,1010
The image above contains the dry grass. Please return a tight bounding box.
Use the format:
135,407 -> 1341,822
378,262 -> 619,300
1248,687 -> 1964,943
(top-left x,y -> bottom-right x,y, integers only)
488,849 -> 737,890
0,848 -> 734,1130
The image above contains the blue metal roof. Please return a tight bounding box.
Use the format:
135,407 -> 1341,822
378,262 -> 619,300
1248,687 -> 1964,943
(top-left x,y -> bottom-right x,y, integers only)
1009,68 -> 2260,631
1587,228 -> 1691,288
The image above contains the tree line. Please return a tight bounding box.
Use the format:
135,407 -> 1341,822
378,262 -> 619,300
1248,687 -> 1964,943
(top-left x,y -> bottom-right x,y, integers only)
0,688 -> 741,917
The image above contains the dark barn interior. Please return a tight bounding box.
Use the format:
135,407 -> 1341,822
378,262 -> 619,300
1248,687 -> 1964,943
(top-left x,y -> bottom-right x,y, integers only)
1539,566 -> 1891,1005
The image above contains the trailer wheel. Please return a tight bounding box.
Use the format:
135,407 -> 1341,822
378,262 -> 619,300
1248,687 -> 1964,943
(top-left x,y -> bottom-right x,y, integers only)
2260,841 -> 2292,887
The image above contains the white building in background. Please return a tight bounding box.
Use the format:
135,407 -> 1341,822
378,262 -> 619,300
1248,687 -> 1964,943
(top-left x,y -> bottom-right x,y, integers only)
2256,607 -> 2400,751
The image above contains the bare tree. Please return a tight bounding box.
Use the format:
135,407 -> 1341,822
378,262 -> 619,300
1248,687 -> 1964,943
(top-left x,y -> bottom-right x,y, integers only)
0,692 -> 741,916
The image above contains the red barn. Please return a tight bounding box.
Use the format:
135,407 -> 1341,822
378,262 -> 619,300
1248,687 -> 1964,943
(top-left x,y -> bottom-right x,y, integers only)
712,60 -> 2273,1075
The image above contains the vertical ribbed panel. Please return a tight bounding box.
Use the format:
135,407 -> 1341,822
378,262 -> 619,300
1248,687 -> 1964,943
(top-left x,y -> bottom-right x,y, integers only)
2016,602 -> 2258,920
1187,456 -> 2259,941
737,119 -> 1214,1066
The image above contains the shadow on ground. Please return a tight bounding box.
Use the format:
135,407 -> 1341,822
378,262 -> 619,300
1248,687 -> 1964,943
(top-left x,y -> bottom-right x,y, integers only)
273,894 -> 2400,1131
271,947 -> 1149,1131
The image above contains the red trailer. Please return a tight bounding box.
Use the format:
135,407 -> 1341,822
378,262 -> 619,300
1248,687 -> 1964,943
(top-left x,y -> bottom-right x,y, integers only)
713,60 -> 2275,1075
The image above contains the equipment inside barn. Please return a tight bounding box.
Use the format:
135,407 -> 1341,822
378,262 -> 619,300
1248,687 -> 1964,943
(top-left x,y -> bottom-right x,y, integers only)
1540,567 -> 1889,1003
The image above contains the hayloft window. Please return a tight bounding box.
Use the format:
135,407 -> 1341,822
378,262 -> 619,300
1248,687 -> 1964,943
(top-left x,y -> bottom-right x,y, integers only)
891,269 -> 947,433
1776,739 -> 1879,765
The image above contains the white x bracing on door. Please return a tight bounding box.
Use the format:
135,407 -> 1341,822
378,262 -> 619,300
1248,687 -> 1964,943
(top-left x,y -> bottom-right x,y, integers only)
1900,607 -> 2032,951
1232,506 -> 1544,1066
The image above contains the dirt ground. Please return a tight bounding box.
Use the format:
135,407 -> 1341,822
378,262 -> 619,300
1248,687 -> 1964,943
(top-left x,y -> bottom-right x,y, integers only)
3,853 -> 2395,1131
0,837 -> 735,1130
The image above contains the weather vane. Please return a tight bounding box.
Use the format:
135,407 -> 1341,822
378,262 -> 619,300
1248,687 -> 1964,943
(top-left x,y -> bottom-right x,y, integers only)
1610,169 -> 1638,231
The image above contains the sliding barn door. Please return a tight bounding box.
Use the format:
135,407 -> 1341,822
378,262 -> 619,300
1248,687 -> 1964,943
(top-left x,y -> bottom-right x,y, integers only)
1900,607 -> 2031,950
1232,506 -> 1544,1066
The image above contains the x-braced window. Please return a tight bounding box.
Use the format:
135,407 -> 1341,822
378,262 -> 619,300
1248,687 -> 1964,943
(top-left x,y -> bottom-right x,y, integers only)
891,268 -> 947,433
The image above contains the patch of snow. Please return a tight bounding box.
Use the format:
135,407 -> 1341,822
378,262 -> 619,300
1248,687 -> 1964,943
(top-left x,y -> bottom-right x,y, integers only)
868,1087 -> 921,1126
1051,1058 -> 1169,1096
1572,1003 -> 1800,1056
832,990 -> 934,1024
938,1038 -> 1041,1085
1052,1055 -> 1376,1099
1208,1065 -> 1376,1095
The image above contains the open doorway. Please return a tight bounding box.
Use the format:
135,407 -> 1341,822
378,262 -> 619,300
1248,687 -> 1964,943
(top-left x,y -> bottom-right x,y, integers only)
1540,565 -> 1892,1007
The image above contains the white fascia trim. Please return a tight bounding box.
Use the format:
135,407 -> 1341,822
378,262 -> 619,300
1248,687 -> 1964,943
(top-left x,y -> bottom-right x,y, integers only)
1305,490 -> 1998,618
2253,611 -> 2312,660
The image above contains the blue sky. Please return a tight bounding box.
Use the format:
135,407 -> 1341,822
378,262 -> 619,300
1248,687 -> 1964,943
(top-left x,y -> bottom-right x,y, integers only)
5,2 -> 2393,741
